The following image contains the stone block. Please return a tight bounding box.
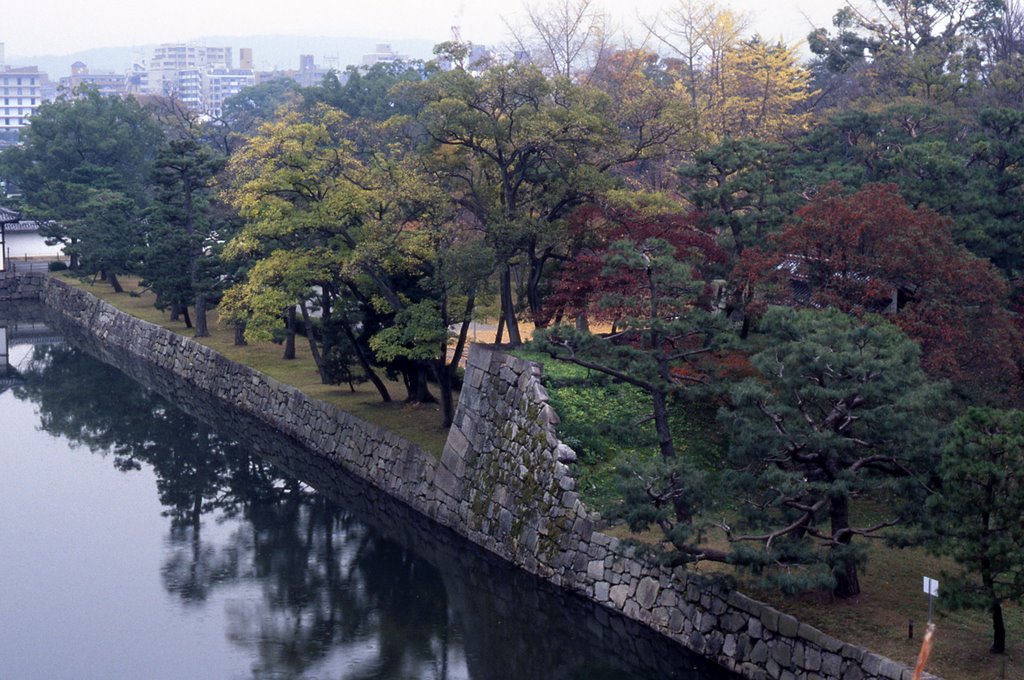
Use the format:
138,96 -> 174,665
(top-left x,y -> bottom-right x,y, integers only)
771,640 -> 793,668
609,584 -> 631,608
877,659 -> 908,680
822,652 -> 842,677
805,646 -> 822,672
778,612 -> 800,638
636,576 -> 660,609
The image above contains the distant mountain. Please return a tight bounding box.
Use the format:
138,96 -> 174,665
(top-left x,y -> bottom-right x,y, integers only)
7,35 -> 441,79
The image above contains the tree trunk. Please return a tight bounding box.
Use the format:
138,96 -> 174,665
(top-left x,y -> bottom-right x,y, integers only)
830,495 -> 861,598
193,293 -> 209,337
338,315 -> 391,402
495,314 -> 505,345
436,361 -> 455,428
298,299 -> 328,384
170,301 -> 181,322
991,597 -> 1006,654
527,251 -> 551,329
283,306 -> 296,360
234,323 -> 247,346
500,265 -> 522,346
403,364 -> 437,403
985,570 -> 1006,653
108,272 -> 124,293
182,306 -> 192,330
651,389 -> 690,525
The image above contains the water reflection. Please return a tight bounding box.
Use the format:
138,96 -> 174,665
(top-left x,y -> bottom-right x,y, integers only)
6,306 -> 733,679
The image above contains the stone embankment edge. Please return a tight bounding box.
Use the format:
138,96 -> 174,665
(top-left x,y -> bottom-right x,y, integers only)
8,272 -> 939,680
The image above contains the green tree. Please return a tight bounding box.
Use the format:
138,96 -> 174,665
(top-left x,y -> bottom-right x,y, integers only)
221,103 -> 486,423
925,407 -> 1024,654
682,137 -> 796,259
144,138 -> 227,337
73,189 -> 143,292
723,307 -> 941,598
304,62 -> 425,121
808,0 -> 1001,103
1,87 -> 162,269
534,234 -> 730,546
407,61 -> 693,344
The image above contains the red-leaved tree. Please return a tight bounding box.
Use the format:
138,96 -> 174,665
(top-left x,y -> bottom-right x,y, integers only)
547,203 -> 727,325
736,183 -> 1023,405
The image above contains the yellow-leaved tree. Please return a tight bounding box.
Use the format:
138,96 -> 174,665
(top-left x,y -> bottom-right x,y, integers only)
715,36 -> 816,142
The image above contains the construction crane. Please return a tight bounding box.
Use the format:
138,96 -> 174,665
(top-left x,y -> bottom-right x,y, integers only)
451,2 -> 465,43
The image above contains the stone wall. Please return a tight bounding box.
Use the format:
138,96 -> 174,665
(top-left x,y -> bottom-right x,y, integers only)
0,271 -> 45,300
27,274 -> 938,680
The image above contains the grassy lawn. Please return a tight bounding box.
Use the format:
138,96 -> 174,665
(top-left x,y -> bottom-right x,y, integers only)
57,274 -> 451,455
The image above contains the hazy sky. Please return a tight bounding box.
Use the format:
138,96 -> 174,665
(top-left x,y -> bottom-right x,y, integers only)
4,0 -> 848,58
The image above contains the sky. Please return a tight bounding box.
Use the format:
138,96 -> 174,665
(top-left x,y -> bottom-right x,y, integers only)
3,0 -> 849,59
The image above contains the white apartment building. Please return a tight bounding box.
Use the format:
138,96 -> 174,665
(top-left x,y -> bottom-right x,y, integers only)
0,43 -> 47,136
201,68 -> 256,117
144,43 -> 253,116
361,44 -> 410,68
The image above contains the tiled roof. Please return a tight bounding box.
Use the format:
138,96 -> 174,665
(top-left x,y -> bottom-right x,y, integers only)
4,220 -> 42,232
0,205 -> 21,223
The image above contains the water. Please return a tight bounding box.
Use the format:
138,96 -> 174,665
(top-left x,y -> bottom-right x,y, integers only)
0,306 -> 734,680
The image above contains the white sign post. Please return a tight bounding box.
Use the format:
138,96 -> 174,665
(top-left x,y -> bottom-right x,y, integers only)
923,576 -> 939,623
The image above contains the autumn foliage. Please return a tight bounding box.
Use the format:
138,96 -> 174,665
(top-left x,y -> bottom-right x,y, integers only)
547,204 -> 726,323
737,183 -> 1023,404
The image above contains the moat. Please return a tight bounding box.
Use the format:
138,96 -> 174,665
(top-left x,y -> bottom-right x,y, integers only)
0,309 -> 731,679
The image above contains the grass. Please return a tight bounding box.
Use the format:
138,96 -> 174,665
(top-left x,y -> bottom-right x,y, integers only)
57,274 -> 451,455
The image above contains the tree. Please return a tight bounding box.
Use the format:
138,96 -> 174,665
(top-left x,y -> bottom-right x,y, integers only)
1,87 -> 162,270
219,104 -> 394,397
681,137 -> 796,259
145,138 -> 226,337
924,407 -> 1024,654
506,0 -> 612,80
715,36 -> 816,142
216,79 -> 302,153
736,183 -> 1023,405
534,232 -> 730,537
643,0 -> 751,113
723,307 -> 941,598
808,0 -> 1002,104
406,61 -> 694,343
221,103 -> 486,423
303,62 -> 425,121
792,104 -> 1024,278
73,189 -> 143,292
545,200 -> 726,323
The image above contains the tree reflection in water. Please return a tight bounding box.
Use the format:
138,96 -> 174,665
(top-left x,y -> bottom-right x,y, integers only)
15,335 -> 731,680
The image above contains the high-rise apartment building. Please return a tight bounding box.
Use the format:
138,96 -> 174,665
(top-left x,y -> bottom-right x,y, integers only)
0,43 -> 48,138
60,62 -> 127,97
144,43 -> 254,115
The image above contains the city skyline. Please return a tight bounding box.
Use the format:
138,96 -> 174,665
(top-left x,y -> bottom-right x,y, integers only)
6,0 -> 847,61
